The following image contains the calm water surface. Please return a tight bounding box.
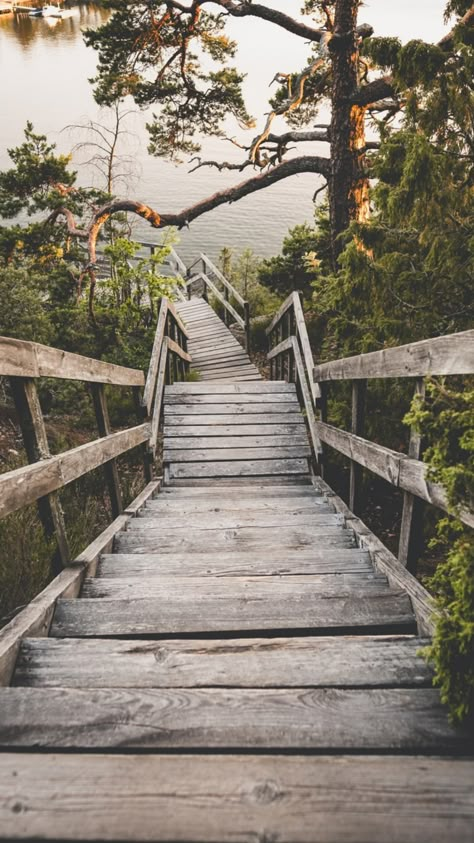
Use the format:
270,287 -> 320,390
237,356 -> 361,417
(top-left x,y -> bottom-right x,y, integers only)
0,1 -> 448,262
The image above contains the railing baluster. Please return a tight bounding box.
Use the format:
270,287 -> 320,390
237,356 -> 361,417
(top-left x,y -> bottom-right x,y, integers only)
398,377 -> 426,573
9,377 -> 70,575
349,379 -> 367,515
90,383 -> 124,519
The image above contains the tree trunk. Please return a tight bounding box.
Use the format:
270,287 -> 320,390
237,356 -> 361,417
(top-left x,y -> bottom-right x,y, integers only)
329,0 -> 370,267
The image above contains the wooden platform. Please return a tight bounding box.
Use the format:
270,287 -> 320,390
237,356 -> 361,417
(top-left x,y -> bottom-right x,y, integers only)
0,298 -> 473,841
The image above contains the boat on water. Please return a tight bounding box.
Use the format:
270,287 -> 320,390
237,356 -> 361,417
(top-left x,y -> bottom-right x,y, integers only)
28,3 -> 64,18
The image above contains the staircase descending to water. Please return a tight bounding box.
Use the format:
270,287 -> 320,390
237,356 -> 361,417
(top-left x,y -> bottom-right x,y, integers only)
0,267 -> 473,841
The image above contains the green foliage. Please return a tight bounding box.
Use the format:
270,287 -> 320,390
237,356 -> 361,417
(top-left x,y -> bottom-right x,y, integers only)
258,210 -> 331,299
405,381 -> 474,724
0,267 -> 52,344
85,2 -> 253,159
218,247 -> 281,317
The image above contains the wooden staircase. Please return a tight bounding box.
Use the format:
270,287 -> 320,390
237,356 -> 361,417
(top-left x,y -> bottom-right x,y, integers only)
0,295 -> 473,841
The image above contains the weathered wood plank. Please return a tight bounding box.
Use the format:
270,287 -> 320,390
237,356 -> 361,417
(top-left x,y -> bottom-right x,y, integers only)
142,297 -> 169,414
292,293 -> 321,402
91,383 -> 123,518
115,524 -> 351,553
134,511 -> 336,530
0,753 -> 474,843
313,477 -> 437,635
81,572 -> 387,599
168,458 -> 309,478
165,393 -> 297,404
164,446 -> 312,463
0,424 -> 150,520
10,377 -> 70,573
98,548 -> 374,578
164,423 -> 306,436
201,253 -> 247,307
0,336 -> 144,385
164,414 -> 304,426
313,329 -> 474,381
0,513 -> 129,685
165,403 -> 299,415
13,635 -> 431,689
166,381 -> 293,393
163,435 -> 309,450
266,291 -> 296,336
156,484 -> 315,496
1,687 -> 460,750
195,272 -> 245,328
123,480 -> 161,516
2,754 -> 473,843
167,337 -> 192,363
50,592 -> 414,637
317,422 -> 474,529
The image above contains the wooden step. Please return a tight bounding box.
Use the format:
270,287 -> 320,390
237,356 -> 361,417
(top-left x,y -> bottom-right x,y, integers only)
164,414 -> 304,425
1,754 -> 472,842
80,572 -> 389,599
14,635 -> 431,688
131,511 -> 340,529
49,592 -> 415,637
162,434 -> 310,449
97,548 -> 375,577
164,423 -> 307,436
164,446 -> 312,463
164,393 -> 299,404
168,458 -> 309,478
116,523 -> 355,552
0,687 -> 462,751
166,381 -> 294,393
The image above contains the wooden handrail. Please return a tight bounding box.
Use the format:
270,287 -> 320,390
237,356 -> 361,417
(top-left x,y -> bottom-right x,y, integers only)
185,253 -> 250,350
0,336 -> 144,386
267,296 -> 474,575
142,297 -> 191,416
313,330 -> 474,382
267,293 -> 319,404
200,254 -> 247,309
0,423 -> 150,520
187,273 -> 245,330
1,294 -> 190,579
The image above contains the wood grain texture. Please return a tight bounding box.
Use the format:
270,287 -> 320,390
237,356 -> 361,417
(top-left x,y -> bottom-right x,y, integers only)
312,329 -> 474,381
0,687 -> 461,750
50,593 -> 414,636
80,572 -> 387,599
164,414 -> 303,427
97,548 -> 374,577
1,753 -> 473,843
164,423 -> 306,436
0,424 -> 149,519
164,446 -> 312,463
114,524 -> 353,553
14,635 -> 431,688
165,393 -> 296,404
166,382 -> 293,394
131,510 -> 340,529
168,458 -> 309,478
0,336 -> 144,385
163,434 -> 310,449
314,477 -> 436,635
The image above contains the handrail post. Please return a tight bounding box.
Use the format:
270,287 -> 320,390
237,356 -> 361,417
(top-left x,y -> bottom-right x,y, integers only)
91,383 -> 124,518
318,382 -> 328,480
244,301 -> 251,353
398,377 -> 426,573
349,379 -> 367,515
9,376 -> 70,575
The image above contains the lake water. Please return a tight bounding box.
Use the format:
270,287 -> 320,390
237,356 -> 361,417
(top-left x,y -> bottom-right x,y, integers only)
0,1 -> 449,263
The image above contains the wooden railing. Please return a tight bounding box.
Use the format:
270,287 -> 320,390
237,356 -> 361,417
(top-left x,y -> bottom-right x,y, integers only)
141,296 -> 191,455
0,296 -> 191,577
267,292 -> 322,469
186,253 -> 251,351
268,294 -> 474,574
